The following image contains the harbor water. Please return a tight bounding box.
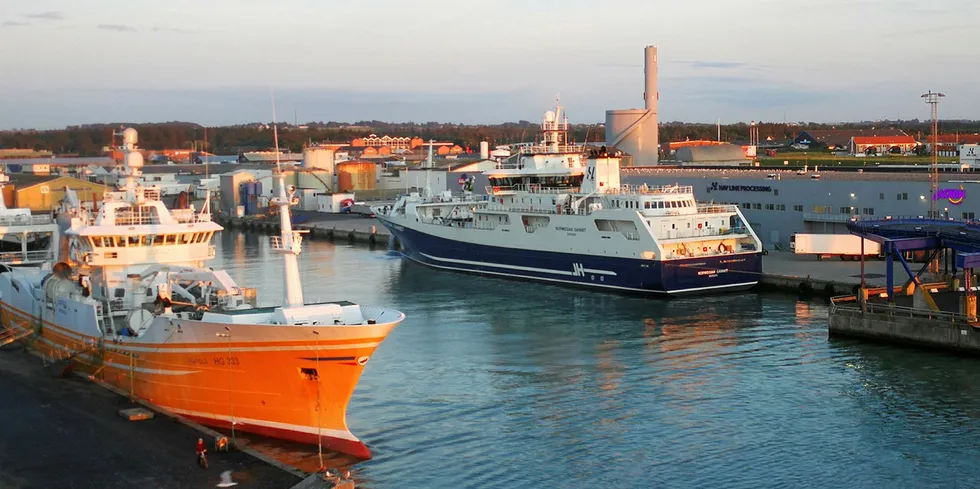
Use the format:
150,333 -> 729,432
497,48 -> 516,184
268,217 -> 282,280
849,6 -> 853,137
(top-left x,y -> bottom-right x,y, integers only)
213,231 -> 980,489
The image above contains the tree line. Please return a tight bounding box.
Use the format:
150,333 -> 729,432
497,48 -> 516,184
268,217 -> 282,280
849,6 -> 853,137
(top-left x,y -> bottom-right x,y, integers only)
3,119 -> 980,157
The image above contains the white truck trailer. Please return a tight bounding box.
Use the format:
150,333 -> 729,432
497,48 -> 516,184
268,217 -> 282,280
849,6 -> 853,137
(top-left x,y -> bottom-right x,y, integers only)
790,233 -> 881,261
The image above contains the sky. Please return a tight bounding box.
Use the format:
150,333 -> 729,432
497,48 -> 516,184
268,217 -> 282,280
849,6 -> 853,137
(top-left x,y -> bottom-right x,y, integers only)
1,0 -> 979,130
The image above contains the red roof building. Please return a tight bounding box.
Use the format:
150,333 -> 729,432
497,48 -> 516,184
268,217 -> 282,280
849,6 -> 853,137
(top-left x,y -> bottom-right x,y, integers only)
849,135 -> 918,155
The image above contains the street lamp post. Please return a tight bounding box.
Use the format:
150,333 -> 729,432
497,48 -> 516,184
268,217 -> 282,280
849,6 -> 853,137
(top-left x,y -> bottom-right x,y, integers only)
216,326 -> 234,446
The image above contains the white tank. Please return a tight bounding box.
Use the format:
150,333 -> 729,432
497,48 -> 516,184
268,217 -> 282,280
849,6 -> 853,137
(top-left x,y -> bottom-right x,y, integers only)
605,45 -> 659,166
480,141 -> 489,160
302,147 -> 335,172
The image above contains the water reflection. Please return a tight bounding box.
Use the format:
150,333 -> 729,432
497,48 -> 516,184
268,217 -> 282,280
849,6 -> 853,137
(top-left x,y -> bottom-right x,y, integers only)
206,233 -> 980,489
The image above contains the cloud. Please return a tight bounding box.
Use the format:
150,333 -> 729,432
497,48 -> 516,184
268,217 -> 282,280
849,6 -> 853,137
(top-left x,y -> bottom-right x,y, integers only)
98,24 -> 137,32
2,20 -> 30,27
151,26 -> 200,34
677,60 -> 747,70
24,11 -> 63,20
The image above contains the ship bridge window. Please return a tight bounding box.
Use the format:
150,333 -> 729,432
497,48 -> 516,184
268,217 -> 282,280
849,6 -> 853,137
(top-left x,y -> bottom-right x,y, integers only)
644,201 -> 651,209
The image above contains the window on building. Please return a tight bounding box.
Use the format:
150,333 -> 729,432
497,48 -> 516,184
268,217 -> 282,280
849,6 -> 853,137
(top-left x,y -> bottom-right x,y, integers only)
863,208 -> 875,216
774,189 -> 779,196
964,212 -> 976,220
752,203 -> 761,210
839,207 -> 850,214
879,193 -> 884,200
742,203 -> 751,209
765,204 -> 775,210
794,205 -> 803,212
777,204 -> 786,211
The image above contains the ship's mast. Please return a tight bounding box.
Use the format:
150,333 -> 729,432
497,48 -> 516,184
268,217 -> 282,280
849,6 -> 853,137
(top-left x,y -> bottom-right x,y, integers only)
269,94 -> 305,307
424,140 -> 434,198
541,94 -> 567,153
0,167 -> 9,211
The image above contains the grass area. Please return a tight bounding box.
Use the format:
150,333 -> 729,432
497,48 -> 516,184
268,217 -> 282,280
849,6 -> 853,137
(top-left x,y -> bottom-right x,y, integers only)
757,152 -> 959,167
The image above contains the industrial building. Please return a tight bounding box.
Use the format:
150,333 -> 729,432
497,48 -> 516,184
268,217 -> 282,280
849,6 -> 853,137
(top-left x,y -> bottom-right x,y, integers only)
793,128 -> 910,151
849,135 -> 918,155
675,144 -> 747,165
6,175 -> 107,212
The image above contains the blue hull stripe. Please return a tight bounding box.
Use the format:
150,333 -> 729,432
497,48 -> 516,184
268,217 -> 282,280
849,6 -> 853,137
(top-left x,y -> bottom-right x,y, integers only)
380,218 -> 762,295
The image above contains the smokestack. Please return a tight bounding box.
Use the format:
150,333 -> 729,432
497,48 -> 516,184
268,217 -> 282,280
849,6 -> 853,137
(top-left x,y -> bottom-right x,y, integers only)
643,45 -> 658,111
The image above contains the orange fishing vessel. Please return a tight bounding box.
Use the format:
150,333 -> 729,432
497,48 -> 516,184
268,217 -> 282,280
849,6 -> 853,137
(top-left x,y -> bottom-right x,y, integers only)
0,127 -> 404,459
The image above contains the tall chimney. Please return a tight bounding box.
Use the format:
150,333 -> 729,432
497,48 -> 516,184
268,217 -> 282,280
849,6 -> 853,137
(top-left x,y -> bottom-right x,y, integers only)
643,45 -> 658,111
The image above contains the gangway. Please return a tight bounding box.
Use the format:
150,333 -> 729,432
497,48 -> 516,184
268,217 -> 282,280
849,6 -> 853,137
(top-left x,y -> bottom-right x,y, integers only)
846,217 -> 980,320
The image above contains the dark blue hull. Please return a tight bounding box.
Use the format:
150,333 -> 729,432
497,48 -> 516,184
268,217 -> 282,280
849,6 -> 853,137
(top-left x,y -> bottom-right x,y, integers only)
379,218 -> 762,296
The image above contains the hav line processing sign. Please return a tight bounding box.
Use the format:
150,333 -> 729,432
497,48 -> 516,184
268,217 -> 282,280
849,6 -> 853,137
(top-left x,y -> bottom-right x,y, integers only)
933,185 -> 965,205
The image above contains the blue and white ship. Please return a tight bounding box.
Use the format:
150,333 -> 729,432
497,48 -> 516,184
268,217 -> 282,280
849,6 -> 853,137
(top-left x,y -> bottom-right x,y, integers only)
376,101 -> 764,295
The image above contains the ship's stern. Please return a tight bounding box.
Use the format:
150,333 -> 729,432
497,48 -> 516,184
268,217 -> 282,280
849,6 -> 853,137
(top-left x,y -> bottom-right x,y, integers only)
660,252 -> 762,295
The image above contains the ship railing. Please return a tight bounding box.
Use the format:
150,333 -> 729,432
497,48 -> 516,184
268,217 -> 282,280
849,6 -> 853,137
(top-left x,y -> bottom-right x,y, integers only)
270,231 -> 305,254
0,249 -> 53,263
0,214 -> 54,226
486,184 -> 580,195
171,209 -> 213,223
517,144 -> 586,155
507,205 -> 559,215
114,214 -> 162,226
660,227 -> 749,240
696,204 -> 740,214
604,184 -> 695,195
830,296 -> 971,324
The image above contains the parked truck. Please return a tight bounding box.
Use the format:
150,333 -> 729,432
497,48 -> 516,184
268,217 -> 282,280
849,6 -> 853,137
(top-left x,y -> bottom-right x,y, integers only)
790,233 -> 881,261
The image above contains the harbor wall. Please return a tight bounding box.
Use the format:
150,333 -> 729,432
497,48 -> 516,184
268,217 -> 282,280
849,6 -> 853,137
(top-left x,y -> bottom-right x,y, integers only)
215,215 -> 399,249
829,306 -> 980,353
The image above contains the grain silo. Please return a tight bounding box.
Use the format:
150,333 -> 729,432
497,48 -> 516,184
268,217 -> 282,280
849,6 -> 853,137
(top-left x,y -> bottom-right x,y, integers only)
605,45 -> 659,166
336,161 -> 377,192
303,146 -> 336,172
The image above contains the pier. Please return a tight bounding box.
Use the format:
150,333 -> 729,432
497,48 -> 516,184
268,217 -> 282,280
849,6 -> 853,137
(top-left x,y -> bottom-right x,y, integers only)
0,347 -> 302,489
828,217 -> 980,353
216,212 -> 399,249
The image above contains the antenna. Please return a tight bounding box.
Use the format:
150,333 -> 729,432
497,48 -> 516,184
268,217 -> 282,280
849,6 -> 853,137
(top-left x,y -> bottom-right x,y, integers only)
271,88 -> 282,173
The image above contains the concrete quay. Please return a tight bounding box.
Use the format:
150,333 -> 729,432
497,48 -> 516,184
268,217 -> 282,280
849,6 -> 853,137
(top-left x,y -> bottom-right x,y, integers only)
829,291 -> 980,353
216,212 -> 398,248
759,251 -> 892,297
0,347 -> 302,489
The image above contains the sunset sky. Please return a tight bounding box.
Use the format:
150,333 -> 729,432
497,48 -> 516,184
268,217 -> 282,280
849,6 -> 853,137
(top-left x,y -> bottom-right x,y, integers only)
1,0 -> 977,129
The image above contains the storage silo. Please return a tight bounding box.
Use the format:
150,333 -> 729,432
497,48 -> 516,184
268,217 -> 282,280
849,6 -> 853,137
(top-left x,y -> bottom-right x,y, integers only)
336,161 -> 377,192
605,45 -> 659,166
303,146 -> 335,172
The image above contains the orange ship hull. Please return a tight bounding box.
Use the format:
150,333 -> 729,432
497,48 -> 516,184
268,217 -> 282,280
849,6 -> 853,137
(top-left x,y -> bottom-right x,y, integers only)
0,300 -> 399,459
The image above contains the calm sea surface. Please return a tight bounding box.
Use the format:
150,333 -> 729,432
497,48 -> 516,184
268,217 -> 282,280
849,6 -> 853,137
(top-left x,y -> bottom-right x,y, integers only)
211,231 -> 980,489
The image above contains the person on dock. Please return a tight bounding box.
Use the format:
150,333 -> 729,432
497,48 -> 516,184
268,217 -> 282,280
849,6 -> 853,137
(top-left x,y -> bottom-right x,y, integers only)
196,438 -> 206,461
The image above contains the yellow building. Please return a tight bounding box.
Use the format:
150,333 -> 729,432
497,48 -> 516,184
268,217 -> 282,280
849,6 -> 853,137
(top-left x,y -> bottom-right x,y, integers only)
11,175 -> 108,212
